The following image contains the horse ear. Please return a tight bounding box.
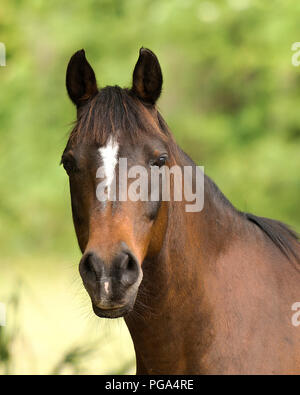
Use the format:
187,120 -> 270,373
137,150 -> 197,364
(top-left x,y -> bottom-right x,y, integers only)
131,48 -> 163,105
66,49 -> 98,107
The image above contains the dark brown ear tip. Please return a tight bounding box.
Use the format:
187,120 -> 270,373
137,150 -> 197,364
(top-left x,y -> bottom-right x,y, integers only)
139,47 -> 157,58
70,49 -> 86,61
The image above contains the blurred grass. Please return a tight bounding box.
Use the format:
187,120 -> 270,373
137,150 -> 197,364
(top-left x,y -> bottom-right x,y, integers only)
0,0 -> 300,374
0,257 -> 135,374
0,283 -> 21,374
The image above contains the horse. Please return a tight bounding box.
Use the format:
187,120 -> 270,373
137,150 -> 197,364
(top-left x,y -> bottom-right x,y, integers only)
62,47 -> 300,374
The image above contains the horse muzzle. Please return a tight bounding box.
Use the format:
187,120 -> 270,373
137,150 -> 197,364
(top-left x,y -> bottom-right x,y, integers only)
79,247 -> 142,319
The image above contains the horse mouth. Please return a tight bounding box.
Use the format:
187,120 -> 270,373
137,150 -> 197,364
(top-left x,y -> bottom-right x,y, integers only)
92,303 -> 132,319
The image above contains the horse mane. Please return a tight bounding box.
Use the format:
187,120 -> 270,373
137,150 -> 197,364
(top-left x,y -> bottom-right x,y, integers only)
244,213 -> 300,260
201,174 -> 300,262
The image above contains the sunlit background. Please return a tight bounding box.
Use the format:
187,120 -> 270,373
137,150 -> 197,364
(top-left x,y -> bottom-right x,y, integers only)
1,0 -> 300,374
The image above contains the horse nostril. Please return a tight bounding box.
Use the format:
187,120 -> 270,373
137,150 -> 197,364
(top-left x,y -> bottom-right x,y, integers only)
81,253 -> 94,273
126,254 -> 138,273
80,252 -> 103,277
117,252 -> 140,286
82,254 -> 91,272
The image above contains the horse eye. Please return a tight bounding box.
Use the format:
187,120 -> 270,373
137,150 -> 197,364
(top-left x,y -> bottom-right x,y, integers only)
151,154 -> 168,168
61,157 -> 77,175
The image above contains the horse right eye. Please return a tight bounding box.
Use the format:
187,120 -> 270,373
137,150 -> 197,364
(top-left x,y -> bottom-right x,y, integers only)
61,156 -> 77,175
63,160 -> 74,174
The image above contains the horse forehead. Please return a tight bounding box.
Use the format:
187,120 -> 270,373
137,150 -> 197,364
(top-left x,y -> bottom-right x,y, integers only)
98,136 -> 119,184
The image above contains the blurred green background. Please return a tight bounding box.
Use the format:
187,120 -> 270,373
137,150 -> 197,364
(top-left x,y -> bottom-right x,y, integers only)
1,0 -> 300,374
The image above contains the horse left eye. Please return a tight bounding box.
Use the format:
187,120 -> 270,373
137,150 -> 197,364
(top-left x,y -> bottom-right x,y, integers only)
151,154 -> 168,167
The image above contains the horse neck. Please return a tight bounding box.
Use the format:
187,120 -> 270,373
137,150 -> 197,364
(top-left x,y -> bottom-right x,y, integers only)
160,152 -> 236,275
125,155 -> 239,372
153,173 -> 236,301
137,151 -> 239,307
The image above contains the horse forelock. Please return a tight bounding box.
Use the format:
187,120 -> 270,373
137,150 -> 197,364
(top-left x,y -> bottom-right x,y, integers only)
68,85 -> 176,153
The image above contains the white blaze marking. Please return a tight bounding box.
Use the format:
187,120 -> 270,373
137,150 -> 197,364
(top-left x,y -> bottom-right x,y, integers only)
98,137 -> 119,199
104,281 -> 109,294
